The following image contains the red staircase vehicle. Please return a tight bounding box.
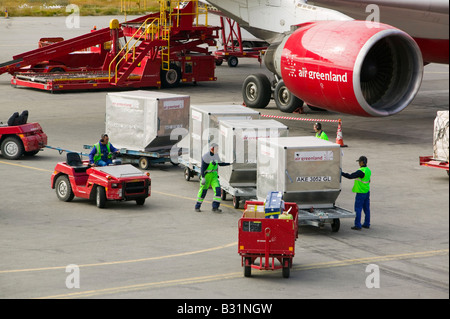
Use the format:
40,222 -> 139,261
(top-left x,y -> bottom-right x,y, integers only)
0,1 -> 220,92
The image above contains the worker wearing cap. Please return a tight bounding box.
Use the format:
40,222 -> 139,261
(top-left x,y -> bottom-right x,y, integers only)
89,133 -> 119,166
195,143 -> 230,213
341,156 -> 371,230
314,122 -> 329,141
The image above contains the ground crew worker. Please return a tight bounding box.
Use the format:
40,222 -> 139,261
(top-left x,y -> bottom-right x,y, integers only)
341,156 -> 371,230
89,133 -> 119,167
314,122 -> 329,141
195,143 -> 230,213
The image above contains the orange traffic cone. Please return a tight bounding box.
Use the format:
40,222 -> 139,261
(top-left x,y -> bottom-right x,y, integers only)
336,119 -> 347,147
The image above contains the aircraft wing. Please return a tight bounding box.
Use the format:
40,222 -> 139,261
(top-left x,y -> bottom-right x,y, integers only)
309,0 -> 449,40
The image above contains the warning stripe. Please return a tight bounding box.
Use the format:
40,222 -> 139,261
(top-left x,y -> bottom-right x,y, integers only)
261,114 -> 340,123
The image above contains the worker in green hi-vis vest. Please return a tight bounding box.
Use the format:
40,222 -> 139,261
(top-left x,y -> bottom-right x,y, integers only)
194,143 -> 230,213
314,122 -> 329,141
342,156 -> 372,230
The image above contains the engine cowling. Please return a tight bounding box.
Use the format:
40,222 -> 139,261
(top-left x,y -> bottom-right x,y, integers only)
265,21 -> 424,117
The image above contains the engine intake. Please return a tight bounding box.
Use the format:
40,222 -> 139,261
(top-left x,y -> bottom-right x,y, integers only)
266,21 -> 423,117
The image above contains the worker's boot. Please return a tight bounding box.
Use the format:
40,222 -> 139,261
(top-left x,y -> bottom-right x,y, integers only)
212,207 -> 222,213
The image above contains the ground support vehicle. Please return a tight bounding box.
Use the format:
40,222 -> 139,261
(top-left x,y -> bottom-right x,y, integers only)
51,152 -> 151,208
1,1 -> 220,92
239,201 -> 298,278
220,180 -> 256,209
419,156 -> 449,176
84,145 -> 174,170
0,118 -> 47,160
297,206 -> 355,232
211,14 -> 267,67
419,111 -> 449,176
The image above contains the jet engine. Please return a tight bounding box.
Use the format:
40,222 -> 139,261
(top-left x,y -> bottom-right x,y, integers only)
262,20 -> 424,116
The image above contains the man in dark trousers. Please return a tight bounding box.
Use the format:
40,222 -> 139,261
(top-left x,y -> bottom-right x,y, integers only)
195,143 -> 230,213
342,156 -> 372,230
89,133 -> 120,167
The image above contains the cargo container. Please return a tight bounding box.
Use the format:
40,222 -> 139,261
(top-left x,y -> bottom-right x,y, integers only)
105,91 -> 190,168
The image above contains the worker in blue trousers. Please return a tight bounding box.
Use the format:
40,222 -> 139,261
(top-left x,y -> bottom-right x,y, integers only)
89,133 -> 120,166
342,156 -> 372,230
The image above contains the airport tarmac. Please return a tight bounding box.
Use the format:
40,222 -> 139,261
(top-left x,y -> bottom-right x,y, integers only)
0,15 -> 448,301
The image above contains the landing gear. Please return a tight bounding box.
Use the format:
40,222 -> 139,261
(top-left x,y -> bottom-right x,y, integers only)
242,73 -> 304,113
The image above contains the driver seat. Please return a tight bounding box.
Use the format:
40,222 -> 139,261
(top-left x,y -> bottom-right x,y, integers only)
67,152 -> 89,173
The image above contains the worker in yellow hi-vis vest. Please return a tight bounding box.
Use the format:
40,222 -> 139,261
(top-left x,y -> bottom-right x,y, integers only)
342,156 -> 372,230
195,143 -> 230,213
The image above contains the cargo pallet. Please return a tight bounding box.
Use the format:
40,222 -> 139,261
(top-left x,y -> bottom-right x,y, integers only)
419,156 -> 449,176
1,1 -> 220,92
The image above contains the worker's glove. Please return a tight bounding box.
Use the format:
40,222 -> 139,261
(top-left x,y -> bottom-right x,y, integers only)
201,177 -> 206,185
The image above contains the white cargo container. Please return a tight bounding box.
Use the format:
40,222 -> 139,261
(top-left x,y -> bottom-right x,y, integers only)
106,91 -> 190,152
433,110 -> 449,162
257,136 -> 342,209
189,104 -> 260,166
218,119 -> 289,187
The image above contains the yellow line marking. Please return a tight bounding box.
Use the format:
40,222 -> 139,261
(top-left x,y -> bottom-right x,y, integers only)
36,248 -> 449,299
0,242 -> 237,274
0,160 -> 51,172
152,190 -> 237,209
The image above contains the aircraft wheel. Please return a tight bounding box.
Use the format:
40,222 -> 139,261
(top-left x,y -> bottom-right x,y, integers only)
274,81 -> 304,113
242,73 -> 271,108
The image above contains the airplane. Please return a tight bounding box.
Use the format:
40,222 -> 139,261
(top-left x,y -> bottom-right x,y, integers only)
203,0 -> 449,117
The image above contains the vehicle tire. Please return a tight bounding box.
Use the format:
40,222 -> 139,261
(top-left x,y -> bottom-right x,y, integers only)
161,64 -> 182,88
244,257 -> 252,277
233,196 -> 240,209
282,258 -> 291,278
274,81 -> 304,113
215,59 -> 223,66
1,136 -> 24,160
331,218 -> 340,232
96,186 -> 107,208
49,67 -> 65,73
227,56 -> 238,67
242,73 -> 271,109
184,167 -> 191,181
139,157 -> 150,170
55,175 -> 74,202
136,198 -> 145,205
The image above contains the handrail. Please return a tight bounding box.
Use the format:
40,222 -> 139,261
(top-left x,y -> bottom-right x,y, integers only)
109,1 -> 207,83
108,17 -> 160,83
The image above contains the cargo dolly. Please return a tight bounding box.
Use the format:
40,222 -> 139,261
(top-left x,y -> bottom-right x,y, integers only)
297,206 -> 355,232
419,156 -> 449,176
83,145 -> 175,170
239,201 -> 298,278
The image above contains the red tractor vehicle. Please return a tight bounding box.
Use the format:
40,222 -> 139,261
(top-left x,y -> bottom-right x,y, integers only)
51,152 -> 151,208
0,111 -> 48,160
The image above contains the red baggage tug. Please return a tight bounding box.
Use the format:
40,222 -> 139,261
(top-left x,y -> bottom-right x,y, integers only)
0,1 -> 220,92
0,113 -> 47,160
51,153 -> 151,208
238,201 -> 299,278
